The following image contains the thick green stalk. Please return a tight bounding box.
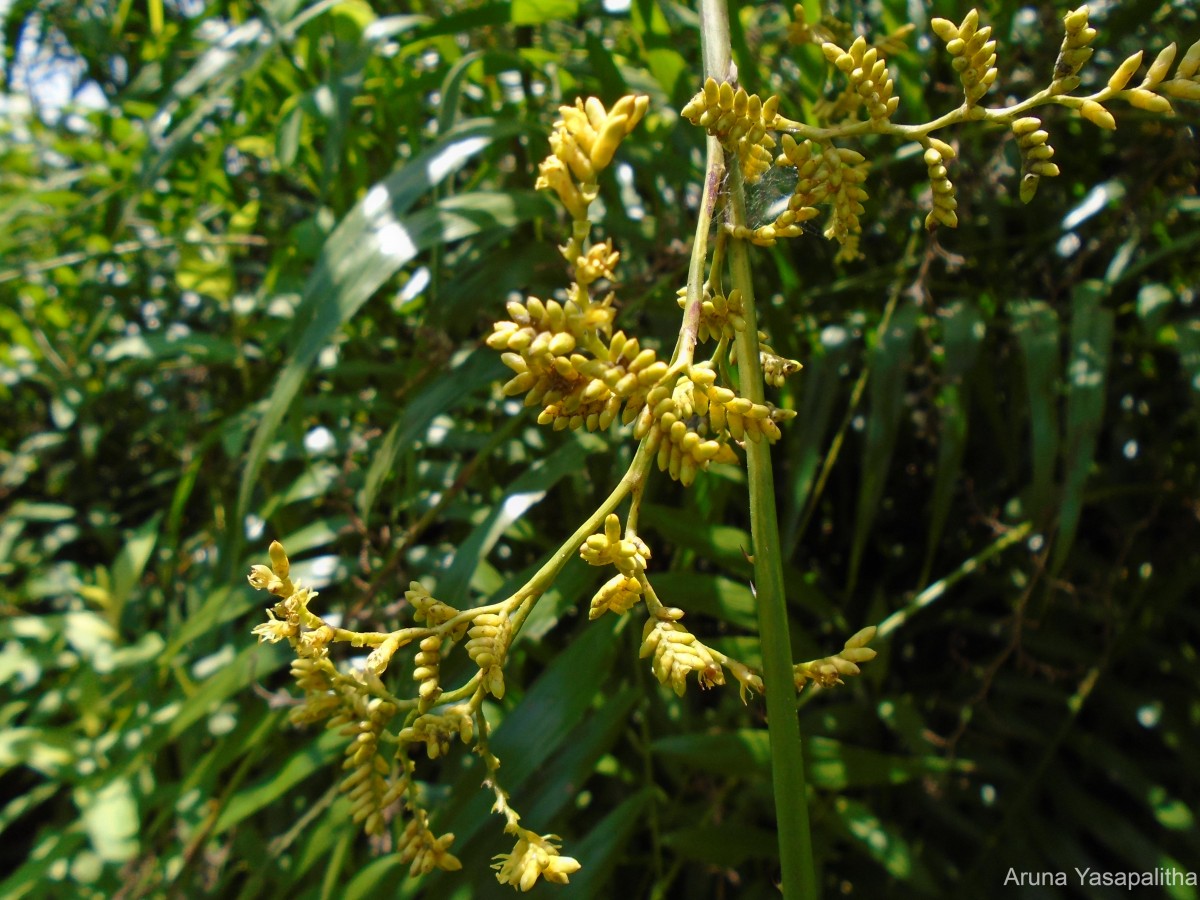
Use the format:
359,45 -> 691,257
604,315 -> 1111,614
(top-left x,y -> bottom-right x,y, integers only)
728,176 -> 817,900
696,1 -> 817,897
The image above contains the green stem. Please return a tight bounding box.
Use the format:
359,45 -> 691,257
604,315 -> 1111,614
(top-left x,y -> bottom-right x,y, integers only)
728,176 -> 818,900
876,522 -> 1033,641
507,438 -> 655,634
698,1 -> 817,897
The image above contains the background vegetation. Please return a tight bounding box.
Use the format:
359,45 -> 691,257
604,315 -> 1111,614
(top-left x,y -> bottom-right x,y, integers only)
2,0 -> 1198,896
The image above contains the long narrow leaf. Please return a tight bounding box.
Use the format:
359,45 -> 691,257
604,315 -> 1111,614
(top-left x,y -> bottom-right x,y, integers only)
849,303 -> 920,591
1052,282 -> 1114,573
236,181 -> 549,548
922,301 -> 985,584
1011,299 -> 1061,523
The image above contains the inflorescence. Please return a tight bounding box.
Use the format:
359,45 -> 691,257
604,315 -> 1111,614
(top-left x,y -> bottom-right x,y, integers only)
248,5 -> 1195,887
683,5 -> 1198,258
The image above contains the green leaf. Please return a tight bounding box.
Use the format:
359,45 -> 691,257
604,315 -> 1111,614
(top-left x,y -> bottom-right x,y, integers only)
213,729 -> 341,835
0,782 -> 58,841
432,616 -> 623,851
833,797 -> 917,881
5,501 -> 75,522
645,48 -> 687,98
519,686 -> 639,824
0,726 -> 75,777
109,512 -> 162,627
360,348 -> 505,521
848,303 -> 920,589
165,643 -> 289,742
77,777 -> 139,863
649,572 -> 756,630
436,431 -> 605,605
1052,281 -> 1113,574
1011,299 -> 1061,523
652,730 -> 970,788
237,175 -> 550,541
511,0 -> 579,25
1136,282 -> 1174,334
1178,319 -> 1200,399
563,788 -> 656,897
641,503 -> 752,574
783,327 -> 854,554
0,829 -> 88,900
651,728 -> 772,774
662,823 -> 778,867
343,856 -> 404,900
176,239 -> 234,302
436,51 -> 485,135
922,300 -> 985,584
642,502 -> 836,622
136,17 -> 278,206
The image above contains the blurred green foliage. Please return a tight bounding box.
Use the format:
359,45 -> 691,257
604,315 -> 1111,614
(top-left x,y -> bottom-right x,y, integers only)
2,0 -> 1198,897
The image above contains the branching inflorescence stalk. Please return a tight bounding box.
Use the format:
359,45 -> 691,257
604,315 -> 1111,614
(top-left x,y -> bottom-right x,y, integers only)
697,3 -> 817,896
247,3 -> 1197,893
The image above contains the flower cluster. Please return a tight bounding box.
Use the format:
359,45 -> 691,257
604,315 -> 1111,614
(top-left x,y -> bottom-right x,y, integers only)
760,343 -> 804,387
689,5 -> 1197,248
676,285 -> 746,343
536,95 -> 648,225
249,543 -> 527,881
406,581 -> 467,639
1160,40 -> 1200,101
578,512 -> 763,700
412,635 -> 443,713
579,513 -> 652,619
397,706 -> 474,759
775,136 -> 869,261
332,692 -> 403,837
794,626 -> 879,691
580,513 -> 651,576
931,9 -> 999,107
588,572 -> 644,619
640,617 -> 725,696
489,296 -> 669,434
680,78 -> 781,184
922,140 -> 959,230
246,12 -> 1200,889
249,545 -> 454,859
785,4 -> 836,48
629,364 -> 792,486
820,36 -> 900,122
1053,5 -> 1096,87
466,612 -> 512,700
497,95 -> 799,485
582,514 -> 748,696
1012,116 -> 1058,203
1086,36 -> 1194,120
399,809 -> 462,876
493,828 -> 582,891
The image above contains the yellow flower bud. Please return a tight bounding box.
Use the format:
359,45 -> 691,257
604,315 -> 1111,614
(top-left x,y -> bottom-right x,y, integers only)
1011,117 -> 1042,135
1142,43 -> 1177,88
1178,38 -> 1200,79
1162,80 -> 1200,101
1107,50 -> 1143,92
590,113 -> 630,171
1125,89 -> 1173,113
930,18 -> 958,43
268,540 -> 290,578
841,646 -> 878,663
1062,6 -> 1089,33
845,625 -> 877,649
1079,100 -> 1116,129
